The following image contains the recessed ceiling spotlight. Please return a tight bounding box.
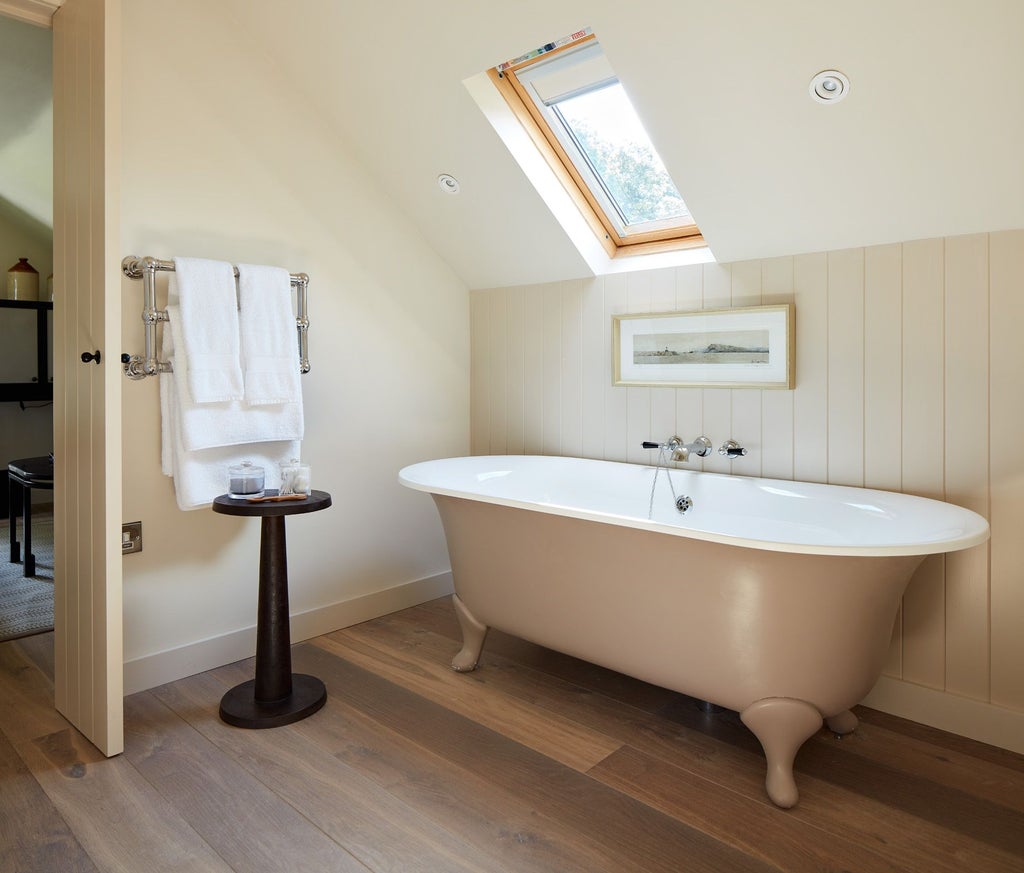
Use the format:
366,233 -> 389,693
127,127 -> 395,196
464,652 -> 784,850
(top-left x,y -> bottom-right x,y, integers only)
437,173 -> 461,194
809,70 -> 850,104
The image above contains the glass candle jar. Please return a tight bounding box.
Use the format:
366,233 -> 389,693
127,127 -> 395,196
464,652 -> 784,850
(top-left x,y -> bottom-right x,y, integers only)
279,458 -> 311,496
228,461 -> 265,499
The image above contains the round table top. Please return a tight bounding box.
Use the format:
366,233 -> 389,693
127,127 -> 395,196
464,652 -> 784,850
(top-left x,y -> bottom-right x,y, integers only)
212,489 -> 332,517
8,455 -> 54,483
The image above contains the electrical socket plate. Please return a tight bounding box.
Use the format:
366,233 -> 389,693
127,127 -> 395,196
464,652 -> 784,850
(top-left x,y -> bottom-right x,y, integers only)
122,521 -> 142,554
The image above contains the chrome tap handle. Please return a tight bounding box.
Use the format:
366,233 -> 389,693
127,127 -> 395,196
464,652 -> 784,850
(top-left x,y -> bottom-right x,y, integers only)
718,440 -> 748,458
642,436 -> 684,452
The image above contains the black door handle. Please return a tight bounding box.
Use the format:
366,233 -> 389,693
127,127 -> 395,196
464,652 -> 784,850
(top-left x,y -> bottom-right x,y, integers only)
81,350 -> 101,364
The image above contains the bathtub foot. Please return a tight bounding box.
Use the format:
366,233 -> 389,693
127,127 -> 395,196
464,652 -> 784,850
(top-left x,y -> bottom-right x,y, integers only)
451,594 -> 488,672
740,697 -> 823,809
825,709 -> 859,737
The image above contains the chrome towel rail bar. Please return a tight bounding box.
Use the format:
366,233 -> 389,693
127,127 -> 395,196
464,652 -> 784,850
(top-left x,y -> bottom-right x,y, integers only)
120,255 -> 310,380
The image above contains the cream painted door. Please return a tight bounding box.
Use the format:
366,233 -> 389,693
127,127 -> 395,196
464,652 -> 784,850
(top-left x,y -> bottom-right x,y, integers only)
52,0 -> 123,756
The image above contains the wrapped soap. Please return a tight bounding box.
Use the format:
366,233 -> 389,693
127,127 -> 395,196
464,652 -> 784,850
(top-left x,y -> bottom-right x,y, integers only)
280,458 -> 311,496
228,461 -> 265,499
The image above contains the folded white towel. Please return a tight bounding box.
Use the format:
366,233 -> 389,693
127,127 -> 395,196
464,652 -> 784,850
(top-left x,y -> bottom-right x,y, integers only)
160,305 -> 302,510
169,436 -> 301,511
173,257 -> 244,403
237,263 -> 303,406
166,306 -> 303,451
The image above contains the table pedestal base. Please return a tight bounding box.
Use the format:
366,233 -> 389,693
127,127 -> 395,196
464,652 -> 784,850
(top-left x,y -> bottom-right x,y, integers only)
212,491 -> 332,730
219,673 -> 326,729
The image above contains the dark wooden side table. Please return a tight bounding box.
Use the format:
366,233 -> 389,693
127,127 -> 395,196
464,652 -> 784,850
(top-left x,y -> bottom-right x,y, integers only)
8,455 -> 55,577
212,489 -> 332,728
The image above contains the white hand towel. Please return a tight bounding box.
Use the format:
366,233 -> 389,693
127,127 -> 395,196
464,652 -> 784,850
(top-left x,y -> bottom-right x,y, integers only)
237,263 -> 303,406
173,256 -> 244,403
165,390 -> 299,511
169,435 -> 301,511
166,306 -> 303,451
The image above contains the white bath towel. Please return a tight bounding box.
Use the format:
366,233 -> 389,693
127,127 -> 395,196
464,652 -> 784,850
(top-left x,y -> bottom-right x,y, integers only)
160,320 -> 174,476
166,306 -> 303,451
173,256 -> 244,403
237,263 -> 302,406
160,305 -> 302,510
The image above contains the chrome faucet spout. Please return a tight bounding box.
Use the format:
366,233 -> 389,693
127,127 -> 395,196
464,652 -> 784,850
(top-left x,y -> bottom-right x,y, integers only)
672,436 -> 712,463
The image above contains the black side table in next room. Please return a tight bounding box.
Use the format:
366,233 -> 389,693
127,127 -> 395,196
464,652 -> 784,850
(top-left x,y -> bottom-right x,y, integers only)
212,489 -> 332,728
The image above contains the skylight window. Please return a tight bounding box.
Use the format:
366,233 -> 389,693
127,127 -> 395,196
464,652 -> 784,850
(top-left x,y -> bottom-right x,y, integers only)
490,31 -> 703,257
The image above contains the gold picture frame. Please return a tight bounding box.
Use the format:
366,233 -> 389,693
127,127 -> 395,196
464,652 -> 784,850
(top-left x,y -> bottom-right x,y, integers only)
613,304 -> 794,389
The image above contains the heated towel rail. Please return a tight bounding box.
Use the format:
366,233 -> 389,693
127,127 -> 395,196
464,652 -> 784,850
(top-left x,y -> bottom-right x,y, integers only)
120,255 -> 310,380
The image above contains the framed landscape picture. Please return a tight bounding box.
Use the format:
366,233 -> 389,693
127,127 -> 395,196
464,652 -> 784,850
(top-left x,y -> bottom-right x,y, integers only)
613,304 -> 794,389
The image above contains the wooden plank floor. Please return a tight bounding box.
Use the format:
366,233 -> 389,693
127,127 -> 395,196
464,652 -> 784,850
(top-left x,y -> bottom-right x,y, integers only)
2,597 -> 1024,872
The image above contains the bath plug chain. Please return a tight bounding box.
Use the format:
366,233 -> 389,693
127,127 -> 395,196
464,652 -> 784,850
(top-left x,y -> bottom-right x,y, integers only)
648,447 -> 692,518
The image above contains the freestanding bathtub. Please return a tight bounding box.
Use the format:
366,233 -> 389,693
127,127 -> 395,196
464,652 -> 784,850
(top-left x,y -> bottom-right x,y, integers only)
398,455 -> 989,807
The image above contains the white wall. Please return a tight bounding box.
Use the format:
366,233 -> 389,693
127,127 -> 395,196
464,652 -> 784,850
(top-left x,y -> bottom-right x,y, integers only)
119,0 -> 468,689
471,231 -> 1024,752
0,12 -> 52,228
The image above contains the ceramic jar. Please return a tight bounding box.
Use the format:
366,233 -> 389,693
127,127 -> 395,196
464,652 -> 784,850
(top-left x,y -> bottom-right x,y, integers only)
6,258 -> 40,300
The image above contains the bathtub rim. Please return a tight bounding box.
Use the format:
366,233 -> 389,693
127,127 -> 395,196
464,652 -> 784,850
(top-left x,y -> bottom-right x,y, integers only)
399,454 -> 990,558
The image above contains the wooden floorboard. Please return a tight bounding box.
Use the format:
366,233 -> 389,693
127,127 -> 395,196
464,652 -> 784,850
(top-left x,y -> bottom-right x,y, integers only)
122,690 -> 370,873
0,639 -> 71,745
12,632 -> 56,683
345,605 -> 1024,873
0,728 -> 97,873
322,624 -> 622,772
17,727 -> 235,872
149,670 -> 505,873
3,596 -> 1024,873
300,639 -> 774,873
591,744 -> 904,873
657,695 -> 1024,865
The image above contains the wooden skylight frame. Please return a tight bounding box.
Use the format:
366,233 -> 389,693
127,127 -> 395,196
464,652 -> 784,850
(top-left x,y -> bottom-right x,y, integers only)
489,32 -> 706,259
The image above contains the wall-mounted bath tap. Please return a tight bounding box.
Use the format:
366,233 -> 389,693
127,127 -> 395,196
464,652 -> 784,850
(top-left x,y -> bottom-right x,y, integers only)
674,436 -> 712,462
642,436 -> 712,463
719,440 -> 748,459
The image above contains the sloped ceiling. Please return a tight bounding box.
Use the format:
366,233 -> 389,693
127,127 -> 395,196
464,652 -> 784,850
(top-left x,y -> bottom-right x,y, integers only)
203,1 -> 1024,288
0,0 -> 62,29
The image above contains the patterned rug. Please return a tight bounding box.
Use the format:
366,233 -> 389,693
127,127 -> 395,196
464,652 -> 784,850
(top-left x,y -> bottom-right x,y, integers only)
0,515 -> 54,643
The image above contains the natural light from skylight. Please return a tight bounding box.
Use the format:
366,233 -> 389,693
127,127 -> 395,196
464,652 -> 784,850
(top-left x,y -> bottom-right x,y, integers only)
487,30 -> 704,258
467,28 -> 712,274
553,82 -> 692,228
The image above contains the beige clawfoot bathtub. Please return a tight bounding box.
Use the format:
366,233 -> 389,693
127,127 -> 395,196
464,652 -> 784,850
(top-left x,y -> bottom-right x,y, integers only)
399,455 -> 989,808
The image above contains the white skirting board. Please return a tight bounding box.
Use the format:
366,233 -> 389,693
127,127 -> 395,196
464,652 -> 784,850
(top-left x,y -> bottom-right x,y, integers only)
123,571 -> 454,695
863,675 -> 1024,755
